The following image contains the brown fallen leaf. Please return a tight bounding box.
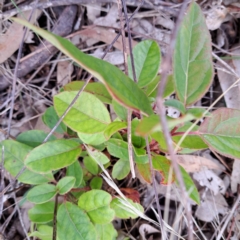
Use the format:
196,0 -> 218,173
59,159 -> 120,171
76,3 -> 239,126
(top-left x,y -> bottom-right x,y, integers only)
0,10 -> 41,63
176,155 -> 223,173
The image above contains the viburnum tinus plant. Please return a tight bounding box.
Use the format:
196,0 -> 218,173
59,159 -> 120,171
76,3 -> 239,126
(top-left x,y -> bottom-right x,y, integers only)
1,2 -> 239,239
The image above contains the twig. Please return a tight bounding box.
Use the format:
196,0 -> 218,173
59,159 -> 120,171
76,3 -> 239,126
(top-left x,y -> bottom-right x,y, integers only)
6,0 -> 39,138
216,191 -> 240,240
155,1 -> 194,239
12,192 -> 30,240
145,136 -> 166,238
118,0 -> 136,179
52,194 -> 59,240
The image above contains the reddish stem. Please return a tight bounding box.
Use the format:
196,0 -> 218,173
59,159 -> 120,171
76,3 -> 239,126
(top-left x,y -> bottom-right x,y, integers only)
171,131 -> 200,137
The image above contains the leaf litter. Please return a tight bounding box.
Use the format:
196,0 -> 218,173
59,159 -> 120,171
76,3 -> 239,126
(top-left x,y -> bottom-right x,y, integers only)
0,0 -> 240,239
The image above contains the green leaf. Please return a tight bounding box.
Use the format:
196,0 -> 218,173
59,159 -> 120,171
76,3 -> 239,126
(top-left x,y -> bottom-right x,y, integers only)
112,99 -> 128,121
151,131 -> 168,153
66,161 -> 83,187
13,18 -> 153,116
63,81 -> 112,103
54,91 -> 111,134
83,156 -> 98,175
24,139 -> 81,173
86,146 -> 110,165
128,40 -> 161,87
57,202 -> 97,240
104,121 -> 127,139
90,177 -> 103,190
27,184 -> 57,204
112,159 -> 130,180
57,176 -> 75,195
164,99 -> 186,114
110,198 -> 144,219
146,75 -> 175,99
16,130 -> 56,147
186,108 -> 210,118
173,2 -> 213,106
136,114 -> 195,136
95,223 -> 118,240
28,201 -> 55,223
78,131 -> 107,145
178,166 -> 200,204
152,155 -> 175,184
0,140 -> 53,184
131,118 -> 146,148
78,190 -> 115,224
106,138 -> 128,159
42,106 -> 67,134
29,225 -> 57,240
199,108 -> 240,158
172,122 -> 208,150
136,162 -> 151,183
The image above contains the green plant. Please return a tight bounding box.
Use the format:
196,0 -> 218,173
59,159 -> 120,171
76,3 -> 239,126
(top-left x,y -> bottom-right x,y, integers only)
1,2 -> 239,239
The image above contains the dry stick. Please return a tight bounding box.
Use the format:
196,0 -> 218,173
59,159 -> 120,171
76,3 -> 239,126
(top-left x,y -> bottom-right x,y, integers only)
121,0 -> 136,179
145,136 -> 167,238
216,191 -> 240,240
155,1 -> 194,240
6,0 -> 39,138
12,190 -> 30,240
117,0 -> 135,179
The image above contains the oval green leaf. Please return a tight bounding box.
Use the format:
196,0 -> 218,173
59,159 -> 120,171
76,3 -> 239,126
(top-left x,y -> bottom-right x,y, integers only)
95,223 -> 118,240
57,202 -> 97,240
90,177 -> 103,190
1,140 -> 53,184
78,190 -> 115,224
112,159 -> 130,180
78,131 -> 107,145
42,106 -> 67,134
173,2 -> 213,106
27,184 -> 57,204
199,108 -> 240,158
16,130 -> 57,148
57,176 -> 76,195
25,139 -> 81,173
54,91 -> 110,134
128,40 -> 161,87
28,201 -> 55,223
13,18 -> 153,116
66,161 -> 83,187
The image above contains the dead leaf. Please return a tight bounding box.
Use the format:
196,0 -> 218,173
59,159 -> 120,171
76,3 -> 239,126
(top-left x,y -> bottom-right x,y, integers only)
79,26 -> 137,53
195,190 -> 228,222
120,188 -> 140,203
57,58 -> 73,86
205,5 -> 228,30
139,224 -> 160,240
193,168 -> 226,195
0,10 -> 41,63
177,155 -> 223,173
